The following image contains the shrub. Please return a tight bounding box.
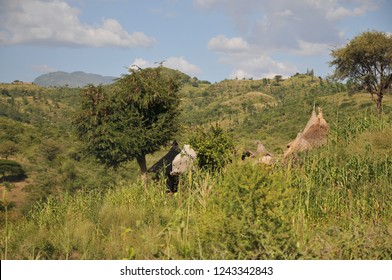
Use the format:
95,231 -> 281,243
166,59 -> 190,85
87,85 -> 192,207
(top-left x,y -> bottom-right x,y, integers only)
195,162 -> 298,259
189,124 -> 235,172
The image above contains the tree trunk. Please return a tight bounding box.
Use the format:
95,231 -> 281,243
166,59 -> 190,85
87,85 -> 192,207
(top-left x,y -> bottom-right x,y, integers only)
376,93 -> 383,114
136,155 -> 148,186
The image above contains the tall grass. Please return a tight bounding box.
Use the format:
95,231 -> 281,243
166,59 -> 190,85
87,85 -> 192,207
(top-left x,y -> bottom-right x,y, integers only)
1,113 -> 391,260
290,111 -> 392,259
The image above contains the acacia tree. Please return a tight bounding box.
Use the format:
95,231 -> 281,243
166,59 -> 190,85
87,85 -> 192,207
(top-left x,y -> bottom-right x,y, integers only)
330,31 -> 392,114
74,66 -> 182,182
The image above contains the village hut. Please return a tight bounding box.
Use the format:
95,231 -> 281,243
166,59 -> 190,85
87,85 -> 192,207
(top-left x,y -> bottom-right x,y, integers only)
242,141 -> 274,164
284,106 -> 329,158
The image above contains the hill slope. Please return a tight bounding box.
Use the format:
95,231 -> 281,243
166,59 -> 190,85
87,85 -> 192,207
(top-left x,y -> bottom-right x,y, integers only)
1,73 -> 392,260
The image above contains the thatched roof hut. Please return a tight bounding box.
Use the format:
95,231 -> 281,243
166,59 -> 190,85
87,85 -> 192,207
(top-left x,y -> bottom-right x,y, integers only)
242,141 -> 274,164
284,107 -> 329,158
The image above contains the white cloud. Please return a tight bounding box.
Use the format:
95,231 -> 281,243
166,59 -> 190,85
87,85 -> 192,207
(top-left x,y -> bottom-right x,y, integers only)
276,9 -> 293,17
327,6 -> 364,20
205,33 -> 299,79
130,57 -> 201,77
165,57 -> 202,76
228,54 -> 298,79
197,0 -> 379,51
213,46 -> 298,79
0,0 -> 156,48
208,35 -> 250,52
326,0 -> 379,20
130,58 -> 154,69
199,0 -> 379,78
294,40 -> 331,56
194,0 -> 222,8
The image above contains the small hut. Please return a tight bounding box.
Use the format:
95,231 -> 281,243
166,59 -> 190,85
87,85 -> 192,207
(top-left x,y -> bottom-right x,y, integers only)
284,107 -> 329,158
242,141 -> 274,164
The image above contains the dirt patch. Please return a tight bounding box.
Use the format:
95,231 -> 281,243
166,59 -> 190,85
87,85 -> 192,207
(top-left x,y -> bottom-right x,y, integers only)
0,180 -> 29,210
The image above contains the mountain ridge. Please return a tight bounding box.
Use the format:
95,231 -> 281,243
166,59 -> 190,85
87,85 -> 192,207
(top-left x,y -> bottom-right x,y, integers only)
34,71 -> 117,87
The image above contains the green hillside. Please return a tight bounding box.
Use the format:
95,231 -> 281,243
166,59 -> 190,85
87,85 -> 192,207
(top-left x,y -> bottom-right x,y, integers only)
0,71 -> 391,260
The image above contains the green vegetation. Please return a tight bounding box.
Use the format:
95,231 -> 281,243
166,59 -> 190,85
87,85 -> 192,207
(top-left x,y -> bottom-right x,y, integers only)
0,141 -> 19,160
1,113 -> 391,259
0,51 -> 391,259
0,160 -> 25,180
330,31 -> 392,114
189,124 -> 235,172
74,67 -> 182,180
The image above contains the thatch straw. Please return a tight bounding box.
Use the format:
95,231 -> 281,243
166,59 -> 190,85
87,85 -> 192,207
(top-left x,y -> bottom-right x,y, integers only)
284,107 -> 329,158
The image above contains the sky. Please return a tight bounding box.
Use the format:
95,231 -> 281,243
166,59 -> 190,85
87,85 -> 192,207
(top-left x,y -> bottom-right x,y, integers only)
0,0 -> 391,83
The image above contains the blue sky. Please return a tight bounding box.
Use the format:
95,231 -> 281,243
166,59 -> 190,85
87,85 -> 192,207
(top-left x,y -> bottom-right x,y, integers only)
0,0 -> 391,83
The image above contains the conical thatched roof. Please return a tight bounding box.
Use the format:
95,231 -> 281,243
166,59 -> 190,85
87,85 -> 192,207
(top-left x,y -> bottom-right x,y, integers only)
254,141 -> 270,156
243,141 -> 272,158
242,141 -> 274,164
284,107 -> 329,158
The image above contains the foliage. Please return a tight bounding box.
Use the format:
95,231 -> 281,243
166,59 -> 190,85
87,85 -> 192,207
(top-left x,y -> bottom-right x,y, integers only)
0,160 -> 25,179
330,31 -> 392,113
0,141 -> 19,159
201,163 -> 298,259
39,139 -> 61,162
189,124 -> 235,172
1,66 -> 392,260
0,84 -> 134,209
74,67 -> 182,176
2,114 -> 391,260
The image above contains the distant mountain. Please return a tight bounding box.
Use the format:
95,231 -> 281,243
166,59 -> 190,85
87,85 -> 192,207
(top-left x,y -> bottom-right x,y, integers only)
34,71 -> 116,87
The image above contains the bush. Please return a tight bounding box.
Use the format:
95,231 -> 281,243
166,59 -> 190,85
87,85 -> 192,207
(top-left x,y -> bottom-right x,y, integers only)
200,162 -> 299,259
189,124 -> 235,172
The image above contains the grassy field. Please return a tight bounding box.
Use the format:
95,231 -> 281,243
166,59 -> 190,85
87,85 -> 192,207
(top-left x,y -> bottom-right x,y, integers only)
1,76 -> 391,259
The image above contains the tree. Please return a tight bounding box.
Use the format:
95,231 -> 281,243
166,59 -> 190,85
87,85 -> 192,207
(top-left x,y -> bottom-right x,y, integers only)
40,139 -> 61,162
330,31 -> 392,114
0,159 -> 25,180
0,141 -> 19,159
74,67 -> 182,182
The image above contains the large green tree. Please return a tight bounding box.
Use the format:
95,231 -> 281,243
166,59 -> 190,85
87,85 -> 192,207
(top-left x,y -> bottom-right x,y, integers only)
74,66 -> 182,182
330,31 -> 392,113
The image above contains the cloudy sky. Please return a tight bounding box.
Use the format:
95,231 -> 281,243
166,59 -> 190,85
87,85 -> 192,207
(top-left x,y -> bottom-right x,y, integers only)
0,0 -> 391,83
